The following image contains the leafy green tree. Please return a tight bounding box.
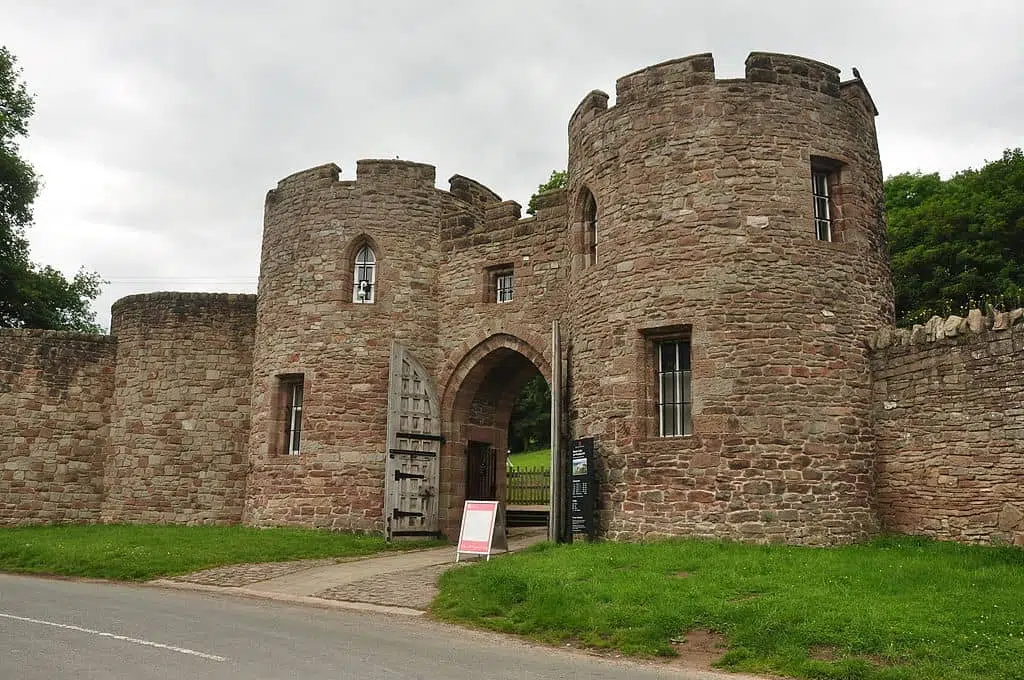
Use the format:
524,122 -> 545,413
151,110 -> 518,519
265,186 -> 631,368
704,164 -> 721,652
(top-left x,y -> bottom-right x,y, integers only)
1,46 -> 102,332
526,170 -> 567,216
887,149 -> 1024,326
508,373 -> 551,453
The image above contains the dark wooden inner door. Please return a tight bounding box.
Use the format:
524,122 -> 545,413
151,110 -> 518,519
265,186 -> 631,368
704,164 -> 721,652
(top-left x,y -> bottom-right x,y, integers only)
465,441 -> 497,501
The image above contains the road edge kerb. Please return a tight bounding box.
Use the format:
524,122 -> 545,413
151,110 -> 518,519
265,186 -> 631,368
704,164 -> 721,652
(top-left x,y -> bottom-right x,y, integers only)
147,578 -> 427,616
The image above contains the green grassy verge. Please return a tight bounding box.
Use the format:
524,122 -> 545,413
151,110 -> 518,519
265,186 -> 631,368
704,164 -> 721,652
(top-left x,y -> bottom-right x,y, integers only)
507,449 -> 550,470
433,536 -> 1024,680
0,524 -> 439,581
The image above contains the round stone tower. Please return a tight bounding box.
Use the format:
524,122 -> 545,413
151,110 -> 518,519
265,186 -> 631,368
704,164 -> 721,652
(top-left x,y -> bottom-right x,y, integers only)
566,52 -> 893,544
103,292 -> 256,525
245,160 -> 444,530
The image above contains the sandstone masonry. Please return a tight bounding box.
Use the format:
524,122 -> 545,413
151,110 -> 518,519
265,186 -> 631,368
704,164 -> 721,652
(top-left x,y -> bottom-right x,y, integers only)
1,51 -> 1021,545
871,308 -> 1024,545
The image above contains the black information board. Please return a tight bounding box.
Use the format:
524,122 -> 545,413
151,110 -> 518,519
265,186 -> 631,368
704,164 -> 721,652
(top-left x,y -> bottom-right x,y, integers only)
568,437 -> 597,541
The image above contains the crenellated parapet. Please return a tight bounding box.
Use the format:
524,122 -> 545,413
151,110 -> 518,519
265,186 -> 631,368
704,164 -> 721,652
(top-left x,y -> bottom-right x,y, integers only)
614,52 -> 716,106
355,158 -> 436,189
448,174 -> 502,208
570,51 -> 876,139
744,52 -> 840,96
265,159 -> 439,208
266,163 -> 341,205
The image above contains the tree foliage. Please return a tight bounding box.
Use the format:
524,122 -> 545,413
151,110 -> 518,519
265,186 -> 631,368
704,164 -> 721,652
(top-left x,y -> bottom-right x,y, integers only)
508,373 -> 551,453
525,170 -> 567,216
1,46 -> 102,332
887,149 -> 1024,326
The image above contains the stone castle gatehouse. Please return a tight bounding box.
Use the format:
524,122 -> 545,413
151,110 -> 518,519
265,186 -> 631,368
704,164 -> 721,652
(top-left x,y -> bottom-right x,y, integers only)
3,52 -> 1023,545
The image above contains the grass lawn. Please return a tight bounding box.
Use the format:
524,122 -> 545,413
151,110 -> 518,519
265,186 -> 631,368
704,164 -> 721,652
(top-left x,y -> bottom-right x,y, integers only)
0,524 -> 439,581
507,449 -> 550,470
433,536 -> 1024,680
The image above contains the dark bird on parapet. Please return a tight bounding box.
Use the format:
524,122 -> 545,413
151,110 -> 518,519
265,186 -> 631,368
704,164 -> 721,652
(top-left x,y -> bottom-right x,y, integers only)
852,67 -> 862,80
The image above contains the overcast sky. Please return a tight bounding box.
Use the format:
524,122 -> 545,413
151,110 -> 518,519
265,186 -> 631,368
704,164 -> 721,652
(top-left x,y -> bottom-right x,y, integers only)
3,1 -> 1022,330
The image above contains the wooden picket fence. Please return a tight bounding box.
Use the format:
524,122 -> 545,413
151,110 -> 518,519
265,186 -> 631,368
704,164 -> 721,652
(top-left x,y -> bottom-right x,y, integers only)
506,466 -> 550,505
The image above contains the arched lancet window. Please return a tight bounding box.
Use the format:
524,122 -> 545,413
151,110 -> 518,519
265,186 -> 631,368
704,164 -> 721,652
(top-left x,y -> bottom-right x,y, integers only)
581,189 -> 598,266
352,245 -> 376,303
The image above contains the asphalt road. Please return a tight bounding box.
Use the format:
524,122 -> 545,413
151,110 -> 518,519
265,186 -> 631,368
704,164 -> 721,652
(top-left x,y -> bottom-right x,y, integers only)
0,574 -> 758,680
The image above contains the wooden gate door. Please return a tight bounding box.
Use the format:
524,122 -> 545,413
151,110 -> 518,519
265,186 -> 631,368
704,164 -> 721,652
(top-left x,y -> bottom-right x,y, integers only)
384,343 -> 443,539
466,441 -> 497,501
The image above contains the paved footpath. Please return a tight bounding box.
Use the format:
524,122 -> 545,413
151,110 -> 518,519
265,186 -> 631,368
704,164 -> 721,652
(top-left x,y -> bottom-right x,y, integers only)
153,528 -> 546,615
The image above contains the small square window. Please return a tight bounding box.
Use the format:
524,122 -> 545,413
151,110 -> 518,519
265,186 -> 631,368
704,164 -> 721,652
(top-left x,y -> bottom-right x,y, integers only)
485,265 -> 515,304
496,271 -> 514,303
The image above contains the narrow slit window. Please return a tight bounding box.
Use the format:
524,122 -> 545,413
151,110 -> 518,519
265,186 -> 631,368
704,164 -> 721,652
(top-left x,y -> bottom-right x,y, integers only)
283,377 -> 304,455
584,191 -> 598,264
812,171 -> 833,242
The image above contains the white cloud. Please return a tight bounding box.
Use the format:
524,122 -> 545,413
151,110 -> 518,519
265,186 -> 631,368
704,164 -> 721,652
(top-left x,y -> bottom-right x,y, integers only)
2,0 -> 1021,329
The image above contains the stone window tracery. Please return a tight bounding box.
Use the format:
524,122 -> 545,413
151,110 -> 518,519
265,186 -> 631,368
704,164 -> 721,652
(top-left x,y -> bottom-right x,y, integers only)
352,245 -> 376,303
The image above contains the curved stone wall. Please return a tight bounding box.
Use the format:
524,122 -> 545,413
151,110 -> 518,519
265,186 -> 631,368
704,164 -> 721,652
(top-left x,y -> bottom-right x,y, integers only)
102,292 -> 256,524
566,52 -> 893,543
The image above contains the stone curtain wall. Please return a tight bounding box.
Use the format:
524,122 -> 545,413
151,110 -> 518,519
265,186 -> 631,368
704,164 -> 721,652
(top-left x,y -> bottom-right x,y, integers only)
101,293 -> 255,524
0,330 -> 115,525
566,52 -> 891,544
871,308 -> 1024,544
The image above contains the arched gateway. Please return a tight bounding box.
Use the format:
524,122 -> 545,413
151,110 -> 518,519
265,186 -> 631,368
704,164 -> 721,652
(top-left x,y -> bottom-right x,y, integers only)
383,334 -> 551,540
439,334 -> 551,538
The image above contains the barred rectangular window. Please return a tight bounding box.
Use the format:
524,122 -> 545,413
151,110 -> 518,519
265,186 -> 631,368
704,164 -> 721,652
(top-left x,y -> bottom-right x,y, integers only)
495,271 -> 514,303
657,340 -> 692,437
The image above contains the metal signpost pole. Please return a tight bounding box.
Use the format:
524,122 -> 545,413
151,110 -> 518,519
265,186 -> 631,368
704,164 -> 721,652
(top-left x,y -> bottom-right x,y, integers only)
548,320 -> 562,542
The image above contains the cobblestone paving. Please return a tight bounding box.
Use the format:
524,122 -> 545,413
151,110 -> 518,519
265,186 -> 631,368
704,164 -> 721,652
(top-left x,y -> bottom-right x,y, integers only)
166,557 -> 343,586
314,562 -> 469,610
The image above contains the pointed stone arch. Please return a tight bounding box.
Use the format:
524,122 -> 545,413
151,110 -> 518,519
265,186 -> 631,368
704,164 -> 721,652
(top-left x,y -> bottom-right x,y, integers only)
341,233 -> 382,304
438,332 -> 552,537
574,186 -> 599,267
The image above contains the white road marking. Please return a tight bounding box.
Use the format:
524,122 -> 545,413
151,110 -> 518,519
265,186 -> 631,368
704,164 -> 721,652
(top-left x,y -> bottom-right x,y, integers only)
0,612 -> 227,662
